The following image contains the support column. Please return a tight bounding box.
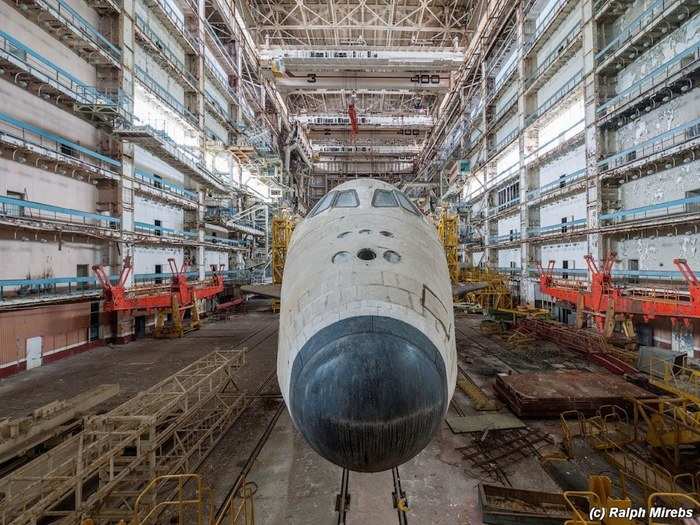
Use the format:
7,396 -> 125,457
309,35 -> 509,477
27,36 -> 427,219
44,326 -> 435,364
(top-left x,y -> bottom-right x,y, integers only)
582,0 -> 603,261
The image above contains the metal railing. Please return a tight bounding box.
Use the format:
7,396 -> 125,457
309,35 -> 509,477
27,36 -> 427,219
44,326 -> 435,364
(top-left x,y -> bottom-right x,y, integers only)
204,235 -> 244,247
134,65 -> 198,124
600,195 -> 700,225
0,112 -> 121,174
134,13 -> 197,87
134,170 -> 199,201
528,266 -> 690,282
595,0 -> 673,64
134,221 -> 198,240
123,120 -> 227,189
488,196 -> 520,216
0,195 -> 119,229
34,0 -> 120,60
489,231 -> 521,244
524,22 -> 581,89
0,32 -> 122,110
597,116 -> 700,172
0,269 -> 253,300
490,93 -> 518,126
598,42 -> 700,117
524,118 -> 585,164
527,168 -> 586,200
526,0 -> 574,52
142,0 -> 198,49
204,90 -> 233,123
488,127 -> 519,159
527,217 -> 587,236
524,69 -> 583,128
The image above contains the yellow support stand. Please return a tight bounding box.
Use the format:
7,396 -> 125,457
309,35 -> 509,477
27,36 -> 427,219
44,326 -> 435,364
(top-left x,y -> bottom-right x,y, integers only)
437,209 -> 459,284
271,212 -> 295,313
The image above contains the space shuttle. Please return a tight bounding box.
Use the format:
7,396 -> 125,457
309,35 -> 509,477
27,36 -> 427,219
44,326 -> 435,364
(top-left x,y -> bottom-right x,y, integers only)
275,178 -> 458,473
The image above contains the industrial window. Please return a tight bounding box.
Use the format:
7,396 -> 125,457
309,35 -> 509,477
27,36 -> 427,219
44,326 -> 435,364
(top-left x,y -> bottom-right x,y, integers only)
308,191 -> 335,217
395,191 -> 420,215
153,174 -> 163,189
561,217 -> 568,233
628,259 -> 639,284
497,182 -> 519,207
372,189 -> 398,207
76,264 -> 89,290
60,143 -> 78,158
686,189 -> 700,213
333,190 -> 359,208
155,264 -> 163,285
154,219 -> 162,236
5,191 -> 24,217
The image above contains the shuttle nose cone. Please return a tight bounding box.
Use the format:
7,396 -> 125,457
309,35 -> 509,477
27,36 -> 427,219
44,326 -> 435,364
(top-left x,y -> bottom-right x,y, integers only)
289,316 -> 447,472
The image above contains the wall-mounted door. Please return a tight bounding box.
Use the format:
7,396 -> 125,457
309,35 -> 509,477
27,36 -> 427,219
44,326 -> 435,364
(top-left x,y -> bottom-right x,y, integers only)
26,336 -> 42,370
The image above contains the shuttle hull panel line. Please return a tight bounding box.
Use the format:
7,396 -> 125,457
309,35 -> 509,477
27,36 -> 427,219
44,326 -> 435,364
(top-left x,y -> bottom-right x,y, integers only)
277,179 -> 457,472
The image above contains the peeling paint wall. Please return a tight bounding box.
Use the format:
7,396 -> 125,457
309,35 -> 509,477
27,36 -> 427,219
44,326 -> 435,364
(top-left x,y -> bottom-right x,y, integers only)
615,233 -> 700,271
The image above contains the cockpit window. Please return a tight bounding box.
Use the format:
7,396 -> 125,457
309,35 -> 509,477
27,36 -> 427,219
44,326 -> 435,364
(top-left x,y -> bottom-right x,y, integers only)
333,190 -> 359,208
308,191 -> 335,217
394,191 -> 420,215
372,189 -> 398,207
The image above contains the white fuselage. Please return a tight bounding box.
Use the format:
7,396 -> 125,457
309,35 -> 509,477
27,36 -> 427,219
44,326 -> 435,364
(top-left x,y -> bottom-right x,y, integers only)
277,178 -> 457,472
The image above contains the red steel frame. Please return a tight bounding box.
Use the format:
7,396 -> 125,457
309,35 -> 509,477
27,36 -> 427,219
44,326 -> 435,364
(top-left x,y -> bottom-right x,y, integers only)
538,252 -> 700,329
348,103 -> 358,135
93,257 -> 224,312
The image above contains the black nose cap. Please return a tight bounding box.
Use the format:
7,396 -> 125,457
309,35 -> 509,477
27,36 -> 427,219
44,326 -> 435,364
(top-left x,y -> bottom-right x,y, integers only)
289,316 -> 447,473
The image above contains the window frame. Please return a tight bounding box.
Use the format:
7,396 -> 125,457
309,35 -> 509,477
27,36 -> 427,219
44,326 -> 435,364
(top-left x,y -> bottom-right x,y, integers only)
332,189 -> 360,208
394,190 -> 421,215
371,189 -> 399,208
308,191 -> 336,217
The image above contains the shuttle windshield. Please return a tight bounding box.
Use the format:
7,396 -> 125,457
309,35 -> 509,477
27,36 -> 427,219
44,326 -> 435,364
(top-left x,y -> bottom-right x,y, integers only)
372,189 -> 398,207
395,191 -> 420,215
309,191 -> 336,217
334,190 -> 359,208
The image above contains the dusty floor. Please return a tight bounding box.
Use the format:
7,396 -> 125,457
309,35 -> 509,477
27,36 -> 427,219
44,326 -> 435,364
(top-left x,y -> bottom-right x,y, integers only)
0,305 -> 620,524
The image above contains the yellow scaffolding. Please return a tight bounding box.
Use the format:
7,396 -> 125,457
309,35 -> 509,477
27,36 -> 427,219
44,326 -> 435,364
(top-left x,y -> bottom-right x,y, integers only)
459,266 -> 515,312
271,212 -> 295,313
437,209 -> 459,284
272,213 -> 295,285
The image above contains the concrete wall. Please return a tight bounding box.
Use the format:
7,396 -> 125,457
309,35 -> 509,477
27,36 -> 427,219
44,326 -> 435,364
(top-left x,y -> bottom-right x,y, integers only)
615,233 -> 700,271
133,195 -> 185,231
0,238 -> 103,280
536,50 -> 583,107
537,144 -> 585,188
0,3 -> 98,85
497,247 -> 520,268
540,192 -> 586,226
540,240 -> 588,269
535,7 -> 581,67
614,90 -> 700,152
132,246 -> 185,275
497,214 -> 520,236
619,160 -> 700,210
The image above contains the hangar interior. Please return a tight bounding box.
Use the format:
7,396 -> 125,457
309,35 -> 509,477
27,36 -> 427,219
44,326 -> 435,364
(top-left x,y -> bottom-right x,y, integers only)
1,0 -> 700,523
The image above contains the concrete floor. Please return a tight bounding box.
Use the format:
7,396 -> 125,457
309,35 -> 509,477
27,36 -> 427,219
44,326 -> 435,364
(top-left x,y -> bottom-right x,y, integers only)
0,305 -> 581,524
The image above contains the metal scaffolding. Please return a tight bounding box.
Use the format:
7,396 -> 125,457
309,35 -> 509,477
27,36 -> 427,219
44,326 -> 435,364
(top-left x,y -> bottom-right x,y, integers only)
0,350 -> 248,524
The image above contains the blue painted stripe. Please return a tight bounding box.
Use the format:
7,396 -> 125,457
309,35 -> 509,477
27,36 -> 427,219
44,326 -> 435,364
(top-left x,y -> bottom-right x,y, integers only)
44,0 -> 121,58
600,195 -> 700,222
0,112 -> 122,167
0,195 -> 120,223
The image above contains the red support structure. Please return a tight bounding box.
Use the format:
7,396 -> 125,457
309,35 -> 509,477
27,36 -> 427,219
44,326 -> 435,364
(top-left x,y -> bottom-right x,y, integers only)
93,258 -> 224,313
538,252 -> 700,328
348,103 -> 358,135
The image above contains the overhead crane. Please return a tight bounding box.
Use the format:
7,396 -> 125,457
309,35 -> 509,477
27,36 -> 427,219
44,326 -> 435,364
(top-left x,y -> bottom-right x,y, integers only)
538,252 -> 700,334
93,256 -> 224,337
